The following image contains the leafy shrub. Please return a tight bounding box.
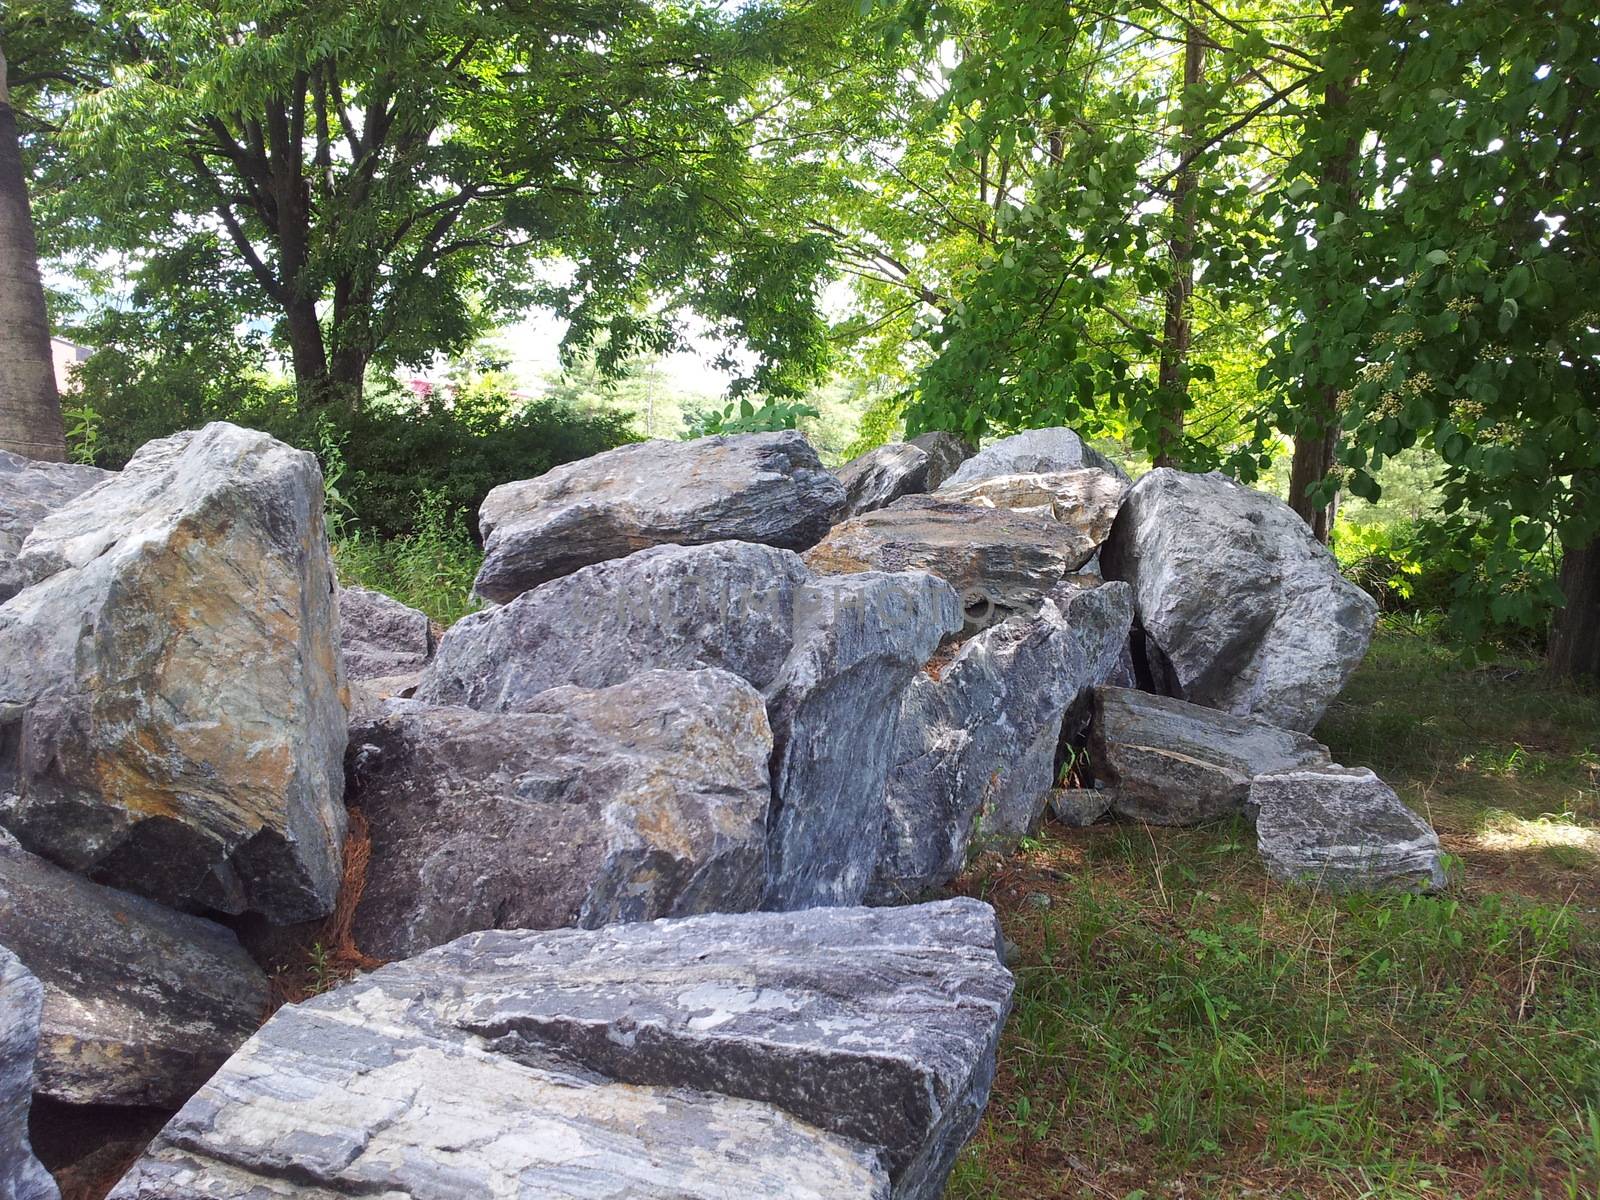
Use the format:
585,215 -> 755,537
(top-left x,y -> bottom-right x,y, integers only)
332,490 -> 483,626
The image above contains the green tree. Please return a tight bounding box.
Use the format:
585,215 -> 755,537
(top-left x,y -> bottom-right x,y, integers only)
1267,1 -> 1600,675
32,0 -> 839,412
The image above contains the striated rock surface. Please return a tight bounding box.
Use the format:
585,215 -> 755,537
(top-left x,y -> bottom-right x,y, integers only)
0,834 -> 268,1109
0,947 -> 55,1200
908,431 -> 976,490
836,443 -> 929,517
472,431 -> 846,602
870,583 -> 1133,902
943,426 -> 1127,489
939,468 -> 1127,550
420,541 -> 959,910
805,494 -> 1097,632
110,899 -> 1012,1200
1048,788 -> 1112,828
1253,766 -> 1445,892
346,670 -> 772,959
0,450 -> 111,605
337,584 -> 433,681
0,423 -> 347,922
1101,468 -> 1377,732
1093,686 -> 1330,826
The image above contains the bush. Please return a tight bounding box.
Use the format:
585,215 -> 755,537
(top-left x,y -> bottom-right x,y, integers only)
331,490 -> 483,626
70,352 -> 636,540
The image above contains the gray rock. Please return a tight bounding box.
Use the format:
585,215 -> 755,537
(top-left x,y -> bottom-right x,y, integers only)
943,426 -> 1127,489
1049,788 -> 1112,828
805,494 -> 1097,632
1253,766 -> 1446,892
419,542 -> 960,910
337,584 -> 433,681
938,468 -> 1128,553
472,431 -> 847,602
1093,686 -> 1331,826
0,833 -> 268,1109
0,450 -> 111,605
1101,468 -> 1378,732
870,582 -> 1133,902
0,947 -> 55,1200
346,670 -> 772,959
907,431 -> 976,490
110,899 -> 1012,1200
0,423 -> 347,923
836,442 -> 931,517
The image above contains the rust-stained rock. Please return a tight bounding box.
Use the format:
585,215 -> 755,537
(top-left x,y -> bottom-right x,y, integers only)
0,450 -> 111,605
0,423 -> 348,923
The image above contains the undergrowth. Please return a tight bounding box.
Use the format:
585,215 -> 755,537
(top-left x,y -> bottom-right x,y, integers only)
331,488 -> 483,626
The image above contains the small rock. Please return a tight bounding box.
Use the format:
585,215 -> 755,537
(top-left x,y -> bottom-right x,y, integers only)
0,450 -> 111,605
0,947 -> 56,1200
1092,687 -> 1331,826
0,833 -> 268,1109
835,442 -> 931,516
346,670 -> 773,959
1049,788 -> 1112,828
907,431 -> 977,490
1025,892 -> 1052,910
0,423 -> 347,923
1252,766 -> 1446,892
472,431 -> 846,602
337,585 -> 433,681
943,427 -> 1127,489
806,494 -> 1098,631
1101,468 -> 1377,732
110,899 -> 1013,1200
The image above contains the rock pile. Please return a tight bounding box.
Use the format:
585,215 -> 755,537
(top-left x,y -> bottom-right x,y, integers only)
0,421 -> 1442,1195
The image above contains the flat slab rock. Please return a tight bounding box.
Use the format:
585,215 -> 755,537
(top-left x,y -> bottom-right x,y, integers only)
942,426 -> 1127,489
472,430 -> 846,602
347,669 -> 772,959
110,899 -> 1014,1200
1093,686 -> 1330,825
419,541 -> 959,910
1102,468 -> 1377,732
1253,766 -> 1445,892
337,584 -> 433,681
0,423 -> 347,923
938,468 -> 1127,549
0,833 -> 268,1109
805,494 -> 1095,631
0,947 -> 55,1200
0,450 -> 112,605
870,582 -> 1133,902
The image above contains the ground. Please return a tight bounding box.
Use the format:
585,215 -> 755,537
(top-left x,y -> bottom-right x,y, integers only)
947,625 -> 1600,1200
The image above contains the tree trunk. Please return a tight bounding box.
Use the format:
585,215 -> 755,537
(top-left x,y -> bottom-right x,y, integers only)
1549,483 -> 1600,682
0,42 -> 65,462
1154,20 -> 1205,469
1289,78 -> 1356,541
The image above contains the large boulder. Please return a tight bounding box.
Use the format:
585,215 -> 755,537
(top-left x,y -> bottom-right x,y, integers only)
1092,686 -> 1330,826
1253,766 -> 1446,892
110,899 -> 1012,1200
0,947 -> 55,1200
418,541 -> 960,910
346,670 -> 773,959
337,584 -> 433,682
870,582 -> 1134,902
908,431 -> 976,490
1101,468 -> 1378,732
0,451 -> 111,605
472,431 -> 846,602
943,426 -> 1127,489
805,495 -> 1097,632
835,442 -> 931,517
938,468 -> 1127,550
0,834 -> 268,1109
0,423 -> 347,922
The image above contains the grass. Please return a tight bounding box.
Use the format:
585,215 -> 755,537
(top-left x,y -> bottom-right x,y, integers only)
330,490 -> 483,626
948,625 -> 1600,1199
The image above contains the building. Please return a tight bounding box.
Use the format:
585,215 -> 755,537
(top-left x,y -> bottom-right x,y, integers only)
50,337 -> 90,393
